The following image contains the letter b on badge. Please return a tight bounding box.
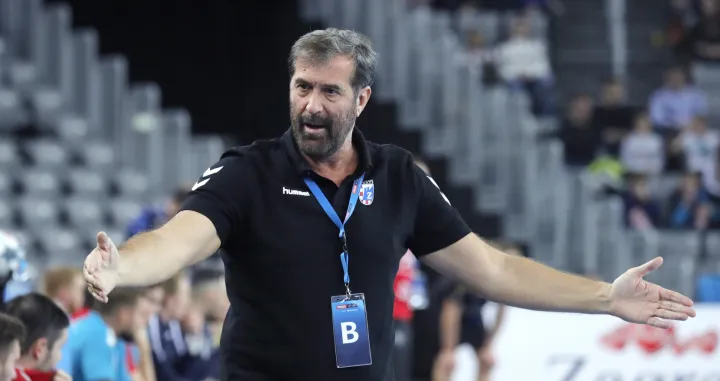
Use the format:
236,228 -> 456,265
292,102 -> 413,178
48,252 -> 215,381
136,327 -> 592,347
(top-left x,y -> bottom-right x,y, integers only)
341,322 -> 359,344
331,294 -> 372,368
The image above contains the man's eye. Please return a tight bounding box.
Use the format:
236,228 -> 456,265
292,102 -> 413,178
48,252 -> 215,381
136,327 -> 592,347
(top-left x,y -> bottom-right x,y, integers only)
297,84 -> 310,90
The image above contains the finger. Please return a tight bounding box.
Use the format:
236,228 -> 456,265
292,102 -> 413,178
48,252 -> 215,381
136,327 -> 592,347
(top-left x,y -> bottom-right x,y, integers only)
632,257 -> 663,278
647,317 -> 672,329
654,308 -> 689,321
660,288 -> 694,307
660,300 -> 697,317
96,232 -> 114,261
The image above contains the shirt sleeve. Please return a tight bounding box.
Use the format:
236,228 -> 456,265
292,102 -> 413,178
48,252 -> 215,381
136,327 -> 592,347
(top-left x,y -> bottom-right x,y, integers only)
406,158 -> 472,256
180,153 -> 249,245
79,333 -> 116,380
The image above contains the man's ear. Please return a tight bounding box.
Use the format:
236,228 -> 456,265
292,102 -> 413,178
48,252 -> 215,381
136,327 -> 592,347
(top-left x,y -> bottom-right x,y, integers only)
356,87 -> 372,117
30,337 -> 48,360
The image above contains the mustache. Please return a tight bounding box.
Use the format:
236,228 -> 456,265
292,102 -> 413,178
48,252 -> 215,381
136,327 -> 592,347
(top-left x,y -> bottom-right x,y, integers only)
299,114 -> 332,126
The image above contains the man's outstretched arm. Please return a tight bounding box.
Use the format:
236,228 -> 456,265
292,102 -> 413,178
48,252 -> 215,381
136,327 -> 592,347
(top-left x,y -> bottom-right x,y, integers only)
117,210 -> 221,287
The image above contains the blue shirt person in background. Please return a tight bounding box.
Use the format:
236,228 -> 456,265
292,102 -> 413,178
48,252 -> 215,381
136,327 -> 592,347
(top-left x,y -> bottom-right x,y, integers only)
58,288 -> 142,381
125,187 -> 189,239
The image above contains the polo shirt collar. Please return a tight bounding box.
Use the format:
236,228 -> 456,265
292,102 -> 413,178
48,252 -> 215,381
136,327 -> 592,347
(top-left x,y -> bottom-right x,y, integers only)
282,127 -> 373,175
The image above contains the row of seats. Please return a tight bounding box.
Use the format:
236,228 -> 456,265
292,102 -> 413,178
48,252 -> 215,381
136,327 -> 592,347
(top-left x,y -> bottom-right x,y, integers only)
0,138 -> 116,168
0,197 -> 143,230
8,226 -> 125,265
0,167 -> 149,197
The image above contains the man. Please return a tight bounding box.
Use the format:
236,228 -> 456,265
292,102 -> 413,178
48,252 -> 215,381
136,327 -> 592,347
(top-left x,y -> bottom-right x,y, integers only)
0,313 -> 24,381
2,293 -> 71,381
148,274 -> 192,381
59,288 -> 140,381
125,187 -> 190,239
83,28 -> 696,381
124,285 -> 164,381
41,268 -> 85,316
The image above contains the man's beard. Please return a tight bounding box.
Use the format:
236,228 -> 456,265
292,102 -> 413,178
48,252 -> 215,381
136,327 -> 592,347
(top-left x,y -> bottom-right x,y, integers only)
291,107 -> 356,160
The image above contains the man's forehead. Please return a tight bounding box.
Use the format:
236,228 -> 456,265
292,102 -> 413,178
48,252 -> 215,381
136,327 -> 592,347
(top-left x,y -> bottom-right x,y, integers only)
293,56 -> 354,86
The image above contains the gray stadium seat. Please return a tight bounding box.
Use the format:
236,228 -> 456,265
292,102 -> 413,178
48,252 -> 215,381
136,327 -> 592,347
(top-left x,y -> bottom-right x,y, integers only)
0,200 -> 14,228
39,227 -> 83,261
56,115 -> 89,144
114,170 -> 149,197
0,172 -> 12,197
79,141 -> 115,169
65,197 -> 105,228
25,139 -> 70,168
67,168 -> 106,196
0,88 -> 28,130
17,168 -> 61,196
17,197 -> 59,227
8,61 -> 38,94
0,139 -> 20,170
108,198 -> 143,227
30,88 -> 64,130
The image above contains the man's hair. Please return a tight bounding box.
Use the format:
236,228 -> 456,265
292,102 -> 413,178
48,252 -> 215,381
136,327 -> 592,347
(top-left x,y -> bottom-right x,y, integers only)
1,293 -> 69,355
0,312 -> 24,359
41,267 -> 80,299
93,287 -> 142,315
288,28 -> 377,92
160,273 -> 188,297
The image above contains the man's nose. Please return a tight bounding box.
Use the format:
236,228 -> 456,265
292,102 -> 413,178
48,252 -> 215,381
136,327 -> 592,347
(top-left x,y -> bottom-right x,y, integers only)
305,93 -> 324,114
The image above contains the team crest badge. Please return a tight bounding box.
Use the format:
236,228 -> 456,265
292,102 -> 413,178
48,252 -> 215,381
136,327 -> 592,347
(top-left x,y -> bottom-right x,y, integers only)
359,180 -> 374,206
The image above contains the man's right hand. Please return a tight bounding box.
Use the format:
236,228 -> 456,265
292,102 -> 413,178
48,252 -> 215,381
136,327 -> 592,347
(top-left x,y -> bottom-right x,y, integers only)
83,231 -> 120,303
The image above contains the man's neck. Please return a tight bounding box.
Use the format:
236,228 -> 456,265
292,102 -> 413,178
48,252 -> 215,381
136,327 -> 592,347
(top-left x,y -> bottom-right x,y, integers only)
303,136 -> 358,185
16,357 -> 39,371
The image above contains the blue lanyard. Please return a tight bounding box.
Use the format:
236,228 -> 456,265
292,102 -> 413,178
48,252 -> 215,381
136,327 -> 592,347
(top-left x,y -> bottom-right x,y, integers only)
304,173 -> 365,295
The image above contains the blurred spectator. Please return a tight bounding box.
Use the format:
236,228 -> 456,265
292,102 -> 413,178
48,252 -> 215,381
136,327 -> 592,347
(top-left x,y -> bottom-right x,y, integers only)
619,112 -> 665,175
2,293 -> 70,381
555,94 -> 601,167
125,285 -> 164,381
149,273 -> 192,381
623,175 -> 662,230
496,15 -> 554,115
0,314 -> 24,381
649,66 -> 707,132
680,0 -> 720,62
40,267 -> 85,316
126,186 -> 190,239
456,1 -> 483,43
593,79 -> 638,155
666,172 -> 711,229
669,115 -> 719,172
667,0 -> 700,50
59,288 -> 141,381
464,32 -> 501,86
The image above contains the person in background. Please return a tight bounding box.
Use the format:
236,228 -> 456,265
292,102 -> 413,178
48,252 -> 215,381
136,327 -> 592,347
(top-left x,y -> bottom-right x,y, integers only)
593,79 -> 638,156
40,268 -> 85,317
666,172 -> 711,229
125,187 -> 190,239
619,112 -> 665,175
0,314 -> 25,381
58,288 -> 141,381
680,0 -> 720,62
124,285 -> 164,381
649,66 -> 707,134
2,294 -> 70,381
496,14 -> 554,115
178,269 -> 227,381
670,115 -> 719,173
148,273 -> 192,381
623,175 -> 663,230
554,94 -> 601,167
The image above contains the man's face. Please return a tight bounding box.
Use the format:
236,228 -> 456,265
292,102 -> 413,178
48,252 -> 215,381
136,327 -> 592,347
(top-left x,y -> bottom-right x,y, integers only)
34,329 -> 68,371
137,287 -> 164,327
666,69 -> 686,88
0,340 -> 20,381
164,276 -> 191,321
289,55 -> 370,160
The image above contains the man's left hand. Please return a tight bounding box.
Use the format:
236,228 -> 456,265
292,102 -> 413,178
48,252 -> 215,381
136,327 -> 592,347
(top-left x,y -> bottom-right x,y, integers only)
610,257 -> 696,328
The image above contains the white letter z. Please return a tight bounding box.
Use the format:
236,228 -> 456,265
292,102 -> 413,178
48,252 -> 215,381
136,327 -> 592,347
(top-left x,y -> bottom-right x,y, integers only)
191,166 -> 224,191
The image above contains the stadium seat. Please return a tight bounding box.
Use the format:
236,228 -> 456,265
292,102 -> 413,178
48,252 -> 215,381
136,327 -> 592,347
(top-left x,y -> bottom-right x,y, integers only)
0,139 -> 20,170
24,139 -> 70,168
78,141 -> 115,169
0,172 -> 12,197
17,197 -> 59,228
0,88 -> 28,131
113,170 -> 150,197
56,115 -> 90,144
67,168 -> 107,196
64,197 -> 106,228
0,200 -> 14,228
39,227 -> 83,263
30,88 -> 64,130
7,61 -> 39,95
17,168 -> 61,196
108,198 -> 144,228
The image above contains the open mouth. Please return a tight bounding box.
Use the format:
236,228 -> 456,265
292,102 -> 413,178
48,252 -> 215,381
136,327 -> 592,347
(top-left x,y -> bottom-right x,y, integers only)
303,123 -> 326,130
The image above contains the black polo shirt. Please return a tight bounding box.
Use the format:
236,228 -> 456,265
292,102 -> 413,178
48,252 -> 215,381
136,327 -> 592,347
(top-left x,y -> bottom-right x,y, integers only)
181,128 -> 471,381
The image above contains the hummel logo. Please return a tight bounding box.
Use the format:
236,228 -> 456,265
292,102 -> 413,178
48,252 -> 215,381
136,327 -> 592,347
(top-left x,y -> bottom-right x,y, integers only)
191,166 -> 224,191
283,187 -> 310,196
